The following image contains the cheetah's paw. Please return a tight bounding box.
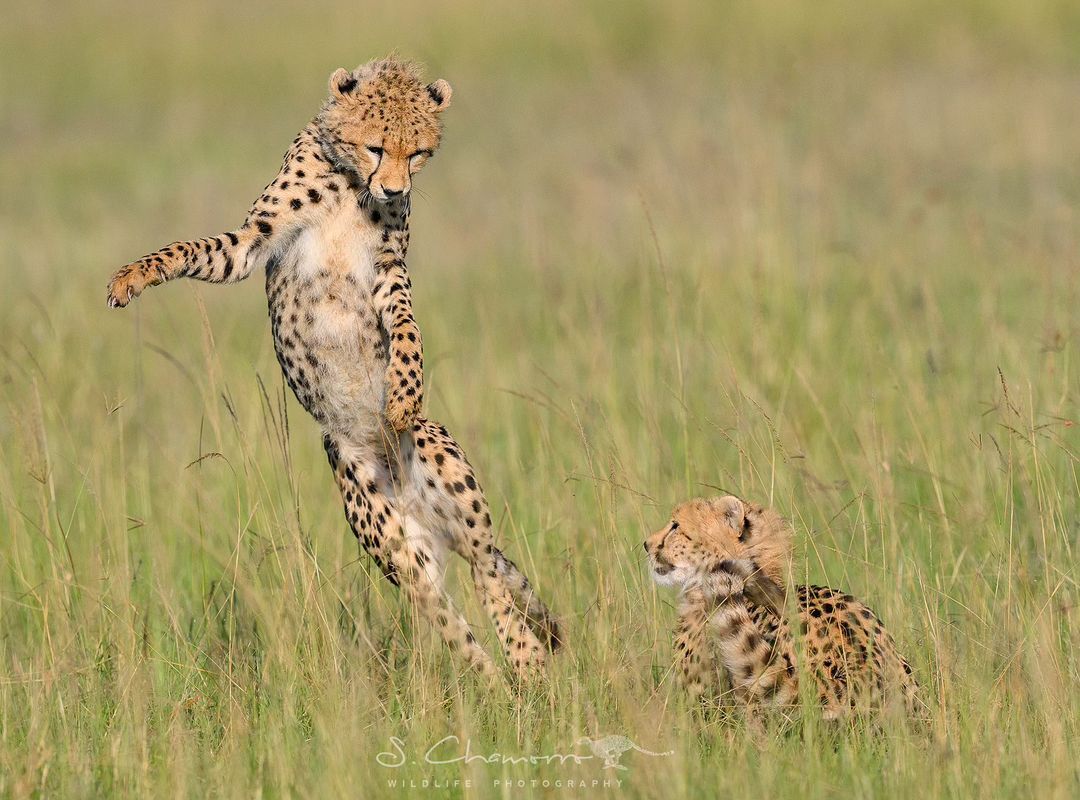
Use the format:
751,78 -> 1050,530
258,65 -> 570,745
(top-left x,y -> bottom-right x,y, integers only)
106,262 -> 164,308
385,391 -> 420,433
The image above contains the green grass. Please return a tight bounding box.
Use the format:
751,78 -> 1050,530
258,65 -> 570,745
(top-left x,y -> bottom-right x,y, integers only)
0,1 -> 1077,797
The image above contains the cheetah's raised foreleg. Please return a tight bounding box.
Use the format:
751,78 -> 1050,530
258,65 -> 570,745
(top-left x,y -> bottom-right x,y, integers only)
106,226 -> 264,307
106,145 -> 331,308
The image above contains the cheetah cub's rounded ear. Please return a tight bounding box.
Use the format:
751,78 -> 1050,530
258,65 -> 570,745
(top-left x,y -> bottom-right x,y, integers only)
426,79 -> 453,111
329,67 -> 359,99
710,495 -> 746,533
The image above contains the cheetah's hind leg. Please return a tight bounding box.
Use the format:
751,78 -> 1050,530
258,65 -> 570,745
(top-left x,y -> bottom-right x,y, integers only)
326,437 -> 498,678
488,546 -> 562,652
407,419 -> 560,676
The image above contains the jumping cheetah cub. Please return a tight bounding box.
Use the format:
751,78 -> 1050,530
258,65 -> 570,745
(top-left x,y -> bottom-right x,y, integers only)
644,496 -> 920,719
105,58 -> 559,678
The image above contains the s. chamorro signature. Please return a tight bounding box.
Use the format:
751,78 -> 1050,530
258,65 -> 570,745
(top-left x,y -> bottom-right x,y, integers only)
377,735 -> 674,772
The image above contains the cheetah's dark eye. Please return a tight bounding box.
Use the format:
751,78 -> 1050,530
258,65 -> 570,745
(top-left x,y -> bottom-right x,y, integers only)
366,146 -> 383,158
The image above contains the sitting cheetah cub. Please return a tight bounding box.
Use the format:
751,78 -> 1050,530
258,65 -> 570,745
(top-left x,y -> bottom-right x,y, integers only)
644,496 -> 920,719
105,58 -> 559,678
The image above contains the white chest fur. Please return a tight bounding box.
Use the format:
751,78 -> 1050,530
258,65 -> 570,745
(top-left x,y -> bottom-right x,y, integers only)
265,198 -> 393,442
288,204 -> 382,344
293,204 -> 380,284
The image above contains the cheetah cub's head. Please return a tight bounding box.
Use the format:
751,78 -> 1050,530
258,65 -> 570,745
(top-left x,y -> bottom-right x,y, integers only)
317,57 -> 452,203
644,496 -> 791,606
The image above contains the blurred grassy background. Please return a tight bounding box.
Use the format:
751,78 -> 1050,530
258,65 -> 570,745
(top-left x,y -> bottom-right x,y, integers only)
0,0 -> 1077,797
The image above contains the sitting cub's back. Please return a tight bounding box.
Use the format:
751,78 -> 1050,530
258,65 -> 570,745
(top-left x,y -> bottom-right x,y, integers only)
747,582 -> 921,718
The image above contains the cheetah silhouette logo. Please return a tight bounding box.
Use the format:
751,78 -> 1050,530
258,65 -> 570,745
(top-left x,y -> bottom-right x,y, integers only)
575,735 -> 674,771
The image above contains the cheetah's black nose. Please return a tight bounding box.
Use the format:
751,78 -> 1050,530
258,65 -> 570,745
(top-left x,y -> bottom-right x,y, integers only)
383,187 -> 404,198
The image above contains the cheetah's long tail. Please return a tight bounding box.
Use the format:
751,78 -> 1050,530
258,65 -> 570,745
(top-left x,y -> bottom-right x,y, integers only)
631,745 -> 676,757
492,548 -> 562,652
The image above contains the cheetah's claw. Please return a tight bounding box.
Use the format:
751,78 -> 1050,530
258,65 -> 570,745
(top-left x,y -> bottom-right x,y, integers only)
107,262 -> 169,308
106,266 -> 145,309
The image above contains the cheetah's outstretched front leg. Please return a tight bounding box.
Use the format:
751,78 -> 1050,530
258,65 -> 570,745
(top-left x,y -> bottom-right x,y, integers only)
106,227 -> 262,307
106,142 -> 329,308
327,437 -> 496,677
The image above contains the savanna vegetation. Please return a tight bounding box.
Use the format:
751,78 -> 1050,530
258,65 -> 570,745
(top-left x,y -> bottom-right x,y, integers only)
0,1 -> 1077,796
